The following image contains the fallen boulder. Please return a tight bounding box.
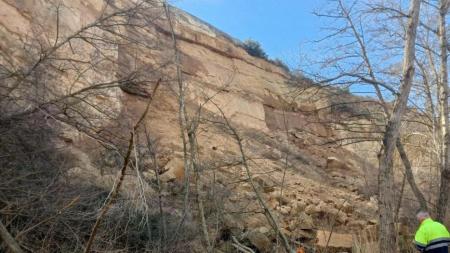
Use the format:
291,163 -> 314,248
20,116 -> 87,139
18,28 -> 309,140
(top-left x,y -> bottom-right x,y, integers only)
159,158 -> 185,182
326,157 -> 355,172
316,230 -> 353,252
247,230 -> 272,253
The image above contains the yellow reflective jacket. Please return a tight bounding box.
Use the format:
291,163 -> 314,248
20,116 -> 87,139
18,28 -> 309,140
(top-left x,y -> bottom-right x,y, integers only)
414,218 -> 450,252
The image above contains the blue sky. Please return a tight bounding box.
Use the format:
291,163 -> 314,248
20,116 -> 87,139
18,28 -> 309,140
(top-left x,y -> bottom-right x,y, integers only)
171,0 -> 328,68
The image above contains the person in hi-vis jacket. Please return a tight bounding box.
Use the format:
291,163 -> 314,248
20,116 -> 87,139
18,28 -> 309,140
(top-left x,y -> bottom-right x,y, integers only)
414,211 -> 450,253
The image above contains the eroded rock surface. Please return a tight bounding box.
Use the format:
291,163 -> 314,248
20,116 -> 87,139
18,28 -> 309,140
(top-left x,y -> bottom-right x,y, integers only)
1,0 -> 406,251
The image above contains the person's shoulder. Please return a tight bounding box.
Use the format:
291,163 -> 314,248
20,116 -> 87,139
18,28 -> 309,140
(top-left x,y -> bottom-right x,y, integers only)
431,220 -> 446,227
419,220 -> 434,233
431,220 -> 449,233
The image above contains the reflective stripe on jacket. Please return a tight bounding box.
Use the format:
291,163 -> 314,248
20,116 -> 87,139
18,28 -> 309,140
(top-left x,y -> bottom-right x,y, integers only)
414,218 -> 450,252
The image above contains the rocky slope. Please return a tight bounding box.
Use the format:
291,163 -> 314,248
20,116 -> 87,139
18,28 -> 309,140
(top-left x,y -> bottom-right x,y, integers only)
1,1 -> 427,252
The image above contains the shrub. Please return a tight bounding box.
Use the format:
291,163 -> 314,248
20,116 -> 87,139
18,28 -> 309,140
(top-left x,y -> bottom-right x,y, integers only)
242,39 -> 268,59
0,113 -> 196,252
272,58 -> 290,72
337,86 -> 351,95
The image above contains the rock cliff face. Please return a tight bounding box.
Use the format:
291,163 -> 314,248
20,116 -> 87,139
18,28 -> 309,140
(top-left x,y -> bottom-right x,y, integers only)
0,0 -> 397,252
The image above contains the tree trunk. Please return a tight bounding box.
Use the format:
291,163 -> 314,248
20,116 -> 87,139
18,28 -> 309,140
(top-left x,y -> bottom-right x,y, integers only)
378,0 -> 421,252
163,2 -> 192,238
436,0 -> 450,222
189,129 -> 213,252
396,139 -> 428,211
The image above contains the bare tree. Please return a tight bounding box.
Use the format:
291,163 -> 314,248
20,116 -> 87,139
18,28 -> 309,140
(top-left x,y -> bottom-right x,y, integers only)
335,0 -> 428,211
436,0 -> 450,222
163,3 -> 215,251
377,1 -> 421,252
308,0 -> 423,250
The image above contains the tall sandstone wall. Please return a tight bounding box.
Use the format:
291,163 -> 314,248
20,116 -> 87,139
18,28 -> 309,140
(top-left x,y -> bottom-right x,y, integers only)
1,0 -> 432,251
